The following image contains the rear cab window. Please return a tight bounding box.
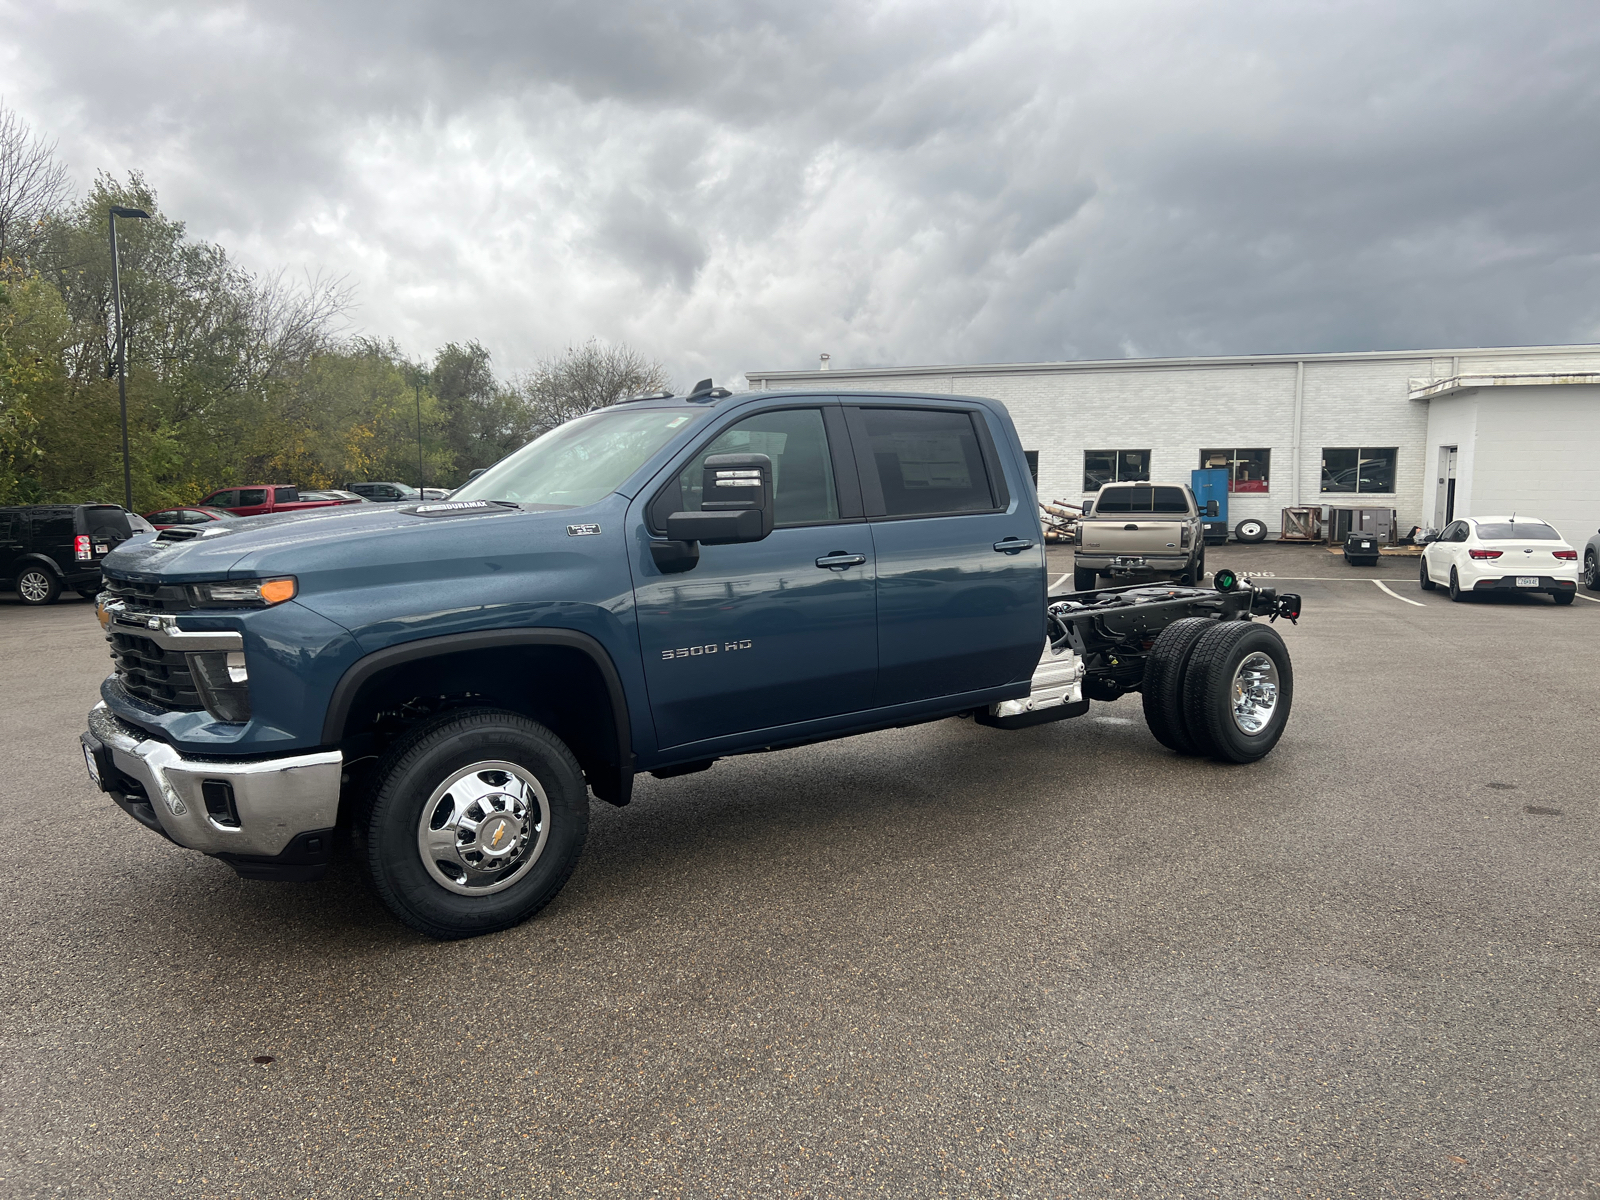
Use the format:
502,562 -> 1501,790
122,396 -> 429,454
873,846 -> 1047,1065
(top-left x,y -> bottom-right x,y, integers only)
1093,485 -> 1191,514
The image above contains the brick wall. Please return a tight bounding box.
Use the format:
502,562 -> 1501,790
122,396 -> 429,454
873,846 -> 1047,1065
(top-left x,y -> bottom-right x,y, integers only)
750,346 -> 1600,535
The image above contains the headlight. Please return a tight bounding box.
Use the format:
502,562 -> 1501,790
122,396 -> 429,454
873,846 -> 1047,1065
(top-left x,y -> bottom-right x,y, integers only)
188,650 -> 251,723
189,577 -> 297,608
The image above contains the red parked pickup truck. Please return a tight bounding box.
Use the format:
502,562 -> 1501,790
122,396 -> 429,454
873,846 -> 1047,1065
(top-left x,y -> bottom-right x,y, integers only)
195,486 -> 356,517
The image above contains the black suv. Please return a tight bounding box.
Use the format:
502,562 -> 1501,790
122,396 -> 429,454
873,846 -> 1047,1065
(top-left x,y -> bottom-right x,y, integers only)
1,504 -> 138,605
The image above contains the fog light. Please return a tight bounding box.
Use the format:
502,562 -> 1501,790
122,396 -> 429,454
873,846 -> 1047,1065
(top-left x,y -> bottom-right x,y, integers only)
189,651 -> 252,723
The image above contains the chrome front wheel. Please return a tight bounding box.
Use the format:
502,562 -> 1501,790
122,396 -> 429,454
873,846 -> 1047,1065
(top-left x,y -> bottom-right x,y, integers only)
416,760 -> 551,897
1230,651 -> 1280,734
362,709 -> 590,939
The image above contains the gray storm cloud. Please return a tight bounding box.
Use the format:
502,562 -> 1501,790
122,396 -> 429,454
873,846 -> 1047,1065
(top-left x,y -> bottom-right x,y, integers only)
2,0 -> 1597,386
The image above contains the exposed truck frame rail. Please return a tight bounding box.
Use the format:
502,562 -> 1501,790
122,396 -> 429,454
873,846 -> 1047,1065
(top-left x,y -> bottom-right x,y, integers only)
979,576 -> 1301,761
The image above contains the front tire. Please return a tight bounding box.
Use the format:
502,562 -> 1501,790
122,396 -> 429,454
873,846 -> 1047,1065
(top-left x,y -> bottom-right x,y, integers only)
1584,551 -> 1599,593
1181,621 -> 1294,763
1448,567 -> 1465,602
1419,555 -> 1436,590
1073,566 -> 1099,592
359,708 -> 590,939
16,566 -> 60,606
1234,519 -> 1268,544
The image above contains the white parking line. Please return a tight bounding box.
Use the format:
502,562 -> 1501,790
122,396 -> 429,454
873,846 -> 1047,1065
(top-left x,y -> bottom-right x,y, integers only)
1372,579 -> 1426,607
1576,593 -> 1600,604
1050,572 -> 1073,592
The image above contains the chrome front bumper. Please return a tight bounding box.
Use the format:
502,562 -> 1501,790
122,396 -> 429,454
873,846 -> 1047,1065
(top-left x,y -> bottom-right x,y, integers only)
83,701 -> 342,857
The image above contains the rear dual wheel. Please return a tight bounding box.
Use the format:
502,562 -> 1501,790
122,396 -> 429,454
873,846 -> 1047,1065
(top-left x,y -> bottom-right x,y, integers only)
1141,618 -> 1293,763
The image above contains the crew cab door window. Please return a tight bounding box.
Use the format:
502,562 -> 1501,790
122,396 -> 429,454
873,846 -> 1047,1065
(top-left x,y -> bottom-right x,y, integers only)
274,487 -> 298,503
852,408 -> 997,517
205,490 -> 237,508
653,408 -> 842,528
634,404 -> 876,750
844,405 -> 1043,706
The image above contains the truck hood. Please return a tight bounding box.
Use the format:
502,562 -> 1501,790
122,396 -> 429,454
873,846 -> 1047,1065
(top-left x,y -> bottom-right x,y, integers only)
100,501 -> 571,583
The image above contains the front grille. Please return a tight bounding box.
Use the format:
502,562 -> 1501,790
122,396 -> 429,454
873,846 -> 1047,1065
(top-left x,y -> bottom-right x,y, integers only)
102,577 -> 193,615
108,631 -> 205,711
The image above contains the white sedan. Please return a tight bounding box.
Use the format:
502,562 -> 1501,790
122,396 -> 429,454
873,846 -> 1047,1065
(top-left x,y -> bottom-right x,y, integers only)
1421,516 -> 1579,604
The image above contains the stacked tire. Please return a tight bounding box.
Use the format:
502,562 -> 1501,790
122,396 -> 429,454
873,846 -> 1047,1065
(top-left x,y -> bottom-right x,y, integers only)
1140,617 -> 1293,763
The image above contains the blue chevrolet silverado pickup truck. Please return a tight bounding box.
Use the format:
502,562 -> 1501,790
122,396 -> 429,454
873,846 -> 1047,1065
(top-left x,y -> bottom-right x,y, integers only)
80,383 -> 1302,938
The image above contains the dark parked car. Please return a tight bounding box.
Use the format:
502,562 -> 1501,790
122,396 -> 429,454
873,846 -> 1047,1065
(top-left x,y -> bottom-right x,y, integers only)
1,504 -> 143,605
1583,526 -> 1600,594
341,481 -> 421,503
142,506 -> 237,531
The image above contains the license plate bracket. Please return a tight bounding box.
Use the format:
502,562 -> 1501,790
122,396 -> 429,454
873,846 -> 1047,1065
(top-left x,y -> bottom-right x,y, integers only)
1515,576 -> 1538,588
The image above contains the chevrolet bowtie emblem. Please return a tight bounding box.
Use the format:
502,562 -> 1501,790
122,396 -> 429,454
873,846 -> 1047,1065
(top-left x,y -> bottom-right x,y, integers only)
491,822 -> 506,848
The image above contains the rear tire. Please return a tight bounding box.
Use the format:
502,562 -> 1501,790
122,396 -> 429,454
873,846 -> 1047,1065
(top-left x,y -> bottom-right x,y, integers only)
1234,519 -> 1268,544
1181,621 -> 1294,763
1419,556 -> 1436,590
358,708 -> 590,940
1552,590 -> 1574,606
1073,566 -> 1098,592
16,566 -> 60,606
1448,567 -> 1465,602
1140,617 -> 1214,755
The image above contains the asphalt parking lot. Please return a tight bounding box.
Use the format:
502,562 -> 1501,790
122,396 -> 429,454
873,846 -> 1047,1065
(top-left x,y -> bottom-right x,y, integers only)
3,543 -> 1598,1199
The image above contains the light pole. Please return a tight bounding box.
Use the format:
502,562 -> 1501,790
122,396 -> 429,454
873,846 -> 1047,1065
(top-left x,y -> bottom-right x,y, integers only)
413,368 -> 426,490
109,205 -> 150,512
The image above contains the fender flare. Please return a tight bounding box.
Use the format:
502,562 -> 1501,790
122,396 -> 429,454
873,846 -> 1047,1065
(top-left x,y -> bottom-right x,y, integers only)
321,627 -> 634,787
12,554 -> 65,582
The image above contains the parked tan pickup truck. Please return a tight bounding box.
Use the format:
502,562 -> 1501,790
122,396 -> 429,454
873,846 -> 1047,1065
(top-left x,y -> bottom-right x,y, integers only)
1073,482 -> 1205,591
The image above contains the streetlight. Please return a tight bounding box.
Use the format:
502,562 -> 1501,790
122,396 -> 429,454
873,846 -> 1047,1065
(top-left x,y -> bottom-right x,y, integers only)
412,367 -> 426,490
109,204 -> 150,512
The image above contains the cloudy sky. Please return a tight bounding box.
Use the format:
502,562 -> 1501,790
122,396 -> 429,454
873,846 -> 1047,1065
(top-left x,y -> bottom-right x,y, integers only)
3,0 -> 1598,387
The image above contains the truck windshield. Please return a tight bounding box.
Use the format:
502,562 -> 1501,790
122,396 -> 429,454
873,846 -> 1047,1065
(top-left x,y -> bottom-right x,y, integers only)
453,407 -> 698,508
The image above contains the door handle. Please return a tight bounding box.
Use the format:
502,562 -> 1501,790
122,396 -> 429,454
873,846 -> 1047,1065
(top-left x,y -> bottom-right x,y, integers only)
815,552 -> 866,569
992,538 -> 1034,553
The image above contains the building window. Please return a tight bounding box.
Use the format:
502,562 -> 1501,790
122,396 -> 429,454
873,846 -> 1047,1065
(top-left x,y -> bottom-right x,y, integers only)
1083,449 -> 1150,491
1321,447 -> 1397,494
1198,448 -> 1271,493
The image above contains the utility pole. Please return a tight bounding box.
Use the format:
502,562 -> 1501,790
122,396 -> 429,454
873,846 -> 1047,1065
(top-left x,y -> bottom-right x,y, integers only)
109,205 -> 151,512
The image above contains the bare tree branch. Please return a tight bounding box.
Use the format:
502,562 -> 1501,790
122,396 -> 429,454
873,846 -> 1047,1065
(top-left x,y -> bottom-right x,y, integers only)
512,339 -> 671,435
0,102 -> 71,275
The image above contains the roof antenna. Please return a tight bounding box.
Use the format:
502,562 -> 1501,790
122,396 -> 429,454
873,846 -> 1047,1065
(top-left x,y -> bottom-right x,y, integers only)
686,377 -> 730,401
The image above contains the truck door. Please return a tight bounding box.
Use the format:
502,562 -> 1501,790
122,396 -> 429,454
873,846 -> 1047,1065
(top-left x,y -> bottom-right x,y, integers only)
633,405 -> 877,749
843,404 -> 1044,706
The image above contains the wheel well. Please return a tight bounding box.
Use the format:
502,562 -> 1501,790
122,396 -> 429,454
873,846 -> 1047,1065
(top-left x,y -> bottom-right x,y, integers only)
331,642 -> 631,805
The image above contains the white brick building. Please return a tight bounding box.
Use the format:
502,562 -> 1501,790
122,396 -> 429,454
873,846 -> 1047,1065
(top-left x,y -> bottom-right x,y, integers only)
746,344 -> 1600,543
